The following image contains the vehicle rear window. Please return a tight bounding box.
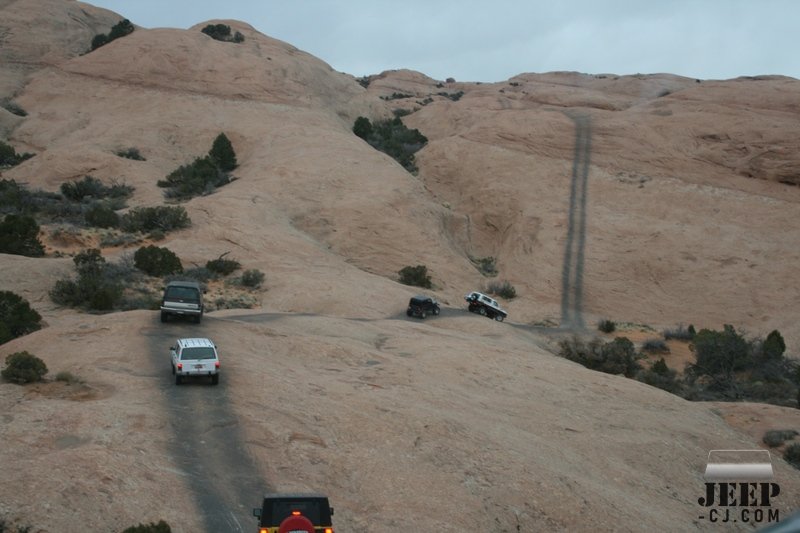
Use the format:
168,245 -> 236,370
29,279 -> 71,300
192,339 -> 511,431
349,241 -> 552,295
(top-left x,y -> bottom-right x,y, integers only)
262,500 -> 326,525
165,287 -> 199,301
180,347 -> 216,360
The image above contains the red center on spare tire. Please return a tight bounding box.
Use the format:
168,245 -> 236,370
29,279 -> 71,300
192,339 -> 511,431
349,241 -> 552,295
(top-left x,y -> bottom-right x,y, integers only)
278,514 -> 315,533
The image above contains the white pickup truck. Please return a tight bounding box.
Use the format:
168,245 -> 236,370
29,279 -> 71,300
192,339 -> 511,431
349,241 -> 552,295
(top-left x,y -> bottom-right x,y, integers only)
170,337 -> 220,385
465,291 -> 508,322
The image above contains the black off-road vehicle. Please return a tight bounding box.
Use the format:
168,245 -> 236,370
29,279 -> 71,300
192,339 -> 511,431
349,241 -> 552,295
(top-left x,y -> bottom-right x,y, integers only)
253,493 -> 334,533
406,295 -> 440,319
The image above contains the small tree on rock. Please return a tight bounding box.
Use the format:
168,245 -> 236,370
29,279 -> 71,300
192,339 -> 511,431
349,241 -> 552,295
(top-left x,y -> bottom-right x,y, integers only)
0,214 -> 44,257
209,133 -> 237,172
134,245 -> 183,276
1,351 -> 47,384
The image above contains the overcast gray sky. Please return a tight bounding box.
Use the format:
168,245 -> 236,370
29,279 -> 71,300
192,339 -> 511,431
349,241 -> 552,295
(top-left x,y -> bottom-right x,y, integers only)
86,1 -> 799,82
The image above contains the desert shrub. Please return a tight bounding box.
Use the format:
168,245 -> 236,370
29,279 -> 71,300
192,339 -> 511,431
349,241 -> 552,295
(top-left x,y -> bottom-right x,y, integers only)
352,116 -> 428,173
689,325 -> 752,382
470,256 -> 497,277
559,336 -> 641,378
212,293 -> 257,310
637,357 -> 682,394
597,319 -> 616,333
60,176 -> 105,201
641,338 -> 669,354
0,99 -> 27,117
99,230 -> 139,248
0,179 -> 28,214
91,18 -> 134,50
380,92 -> 413,101
392,108 -> 413,117
684,325 -> 797,403
738,379 -> 797,406
241,269 -> 265,288
663,323 -> 695,341
398,265 -> 432,289
353,117 -> 373,140
118,291 -> 161,311
208,133 -> 237,172
356,76 -> 371,88
120,206 -> 190,233
201,24 -> 244,43
50,249 -> 124,311
115,147 -> 146,161
486,280 -> 516,299
785,443 -> 800,469
0,181 -> 85,223
91,34 -> 109,50
166,266 -> 213,284
205,253 -> 240,275
134,245 -> 183,276
0,141 -> 33,167
0,214 -> 44,256
108,18 -> 134,40
763,429 -> 798,448
1,351 -> 47,384
763,330 -> 787,360
1,523 -> 32,533
60,176 -> 133,202
85,203 -> 120,228
158,156 -> 230,199
122,521 -> 172,533
438,91 -> 464,101
0,179 -> 68,219
54,371 -> 82,384
0,291 -> 42,345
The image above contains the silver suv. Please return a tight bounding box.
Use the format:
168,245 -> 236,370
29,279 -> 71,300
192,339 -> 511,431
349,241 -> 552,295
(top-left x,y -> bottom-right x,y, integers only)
161,281 -> 204,323
170,338 -> 220,385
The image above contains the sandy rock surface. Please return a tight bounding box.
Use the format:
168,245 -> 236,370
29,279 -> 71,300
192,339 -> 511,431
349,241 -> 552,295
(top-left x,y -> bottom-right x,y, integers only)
1,1 -> 799,531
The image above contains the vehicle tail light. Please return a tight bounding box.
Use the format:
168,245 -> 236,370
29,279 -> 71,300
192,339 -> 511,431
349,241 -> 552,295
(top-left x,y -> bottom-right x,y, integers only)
259,529 -> 268,533
215,361 -> 220,368
325,528 -> 333,533
291,510 -> 301,516
177,363 -> 182,370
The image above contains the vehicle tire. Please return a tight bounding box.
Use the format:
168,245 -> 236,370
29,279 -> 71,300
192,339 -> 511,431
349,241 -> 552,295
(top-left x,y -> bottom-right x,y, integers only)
406,309 -> 412,317
421,310 -> 427,319
434,307 -> 440,315
171,364 -> 175,375
193,314 -> 202,324
495,314 -> 505,322
175,374 -> 182,385
211,374 -> 219,385
161,311 -> 168,323
479,306 -> 487,316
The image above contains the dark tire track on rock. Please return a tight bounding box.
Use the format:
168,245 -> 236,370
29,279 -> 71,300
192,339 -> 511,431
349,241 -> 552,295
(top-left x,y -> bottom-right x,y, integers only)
144,316 -> 271,533
560,113 -> 592,329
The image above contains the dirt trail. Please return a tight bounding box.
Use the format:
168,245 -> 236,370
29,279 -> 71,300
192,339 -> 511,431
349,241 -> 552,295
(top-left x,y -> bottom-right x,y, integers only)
560,113 -> 592,328
143,315 -> 270,533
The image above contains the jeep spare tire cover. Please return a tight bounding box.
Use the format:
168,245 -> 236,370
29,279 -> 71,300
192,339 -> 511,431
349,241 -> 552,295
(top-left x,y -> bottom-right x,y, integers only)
279,514 -> 315,533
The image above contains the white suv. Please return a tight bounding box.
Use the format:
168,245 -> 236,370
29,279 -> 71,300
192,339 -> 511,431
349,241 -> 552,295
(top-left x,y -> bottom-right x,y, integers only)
170,338 -> 220,385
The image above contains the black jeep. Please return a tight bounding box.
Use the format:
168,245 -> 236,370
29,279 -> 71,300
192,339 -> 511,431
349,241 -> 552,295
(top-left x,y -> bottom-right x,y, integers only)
406,295 -> 440,319
253,492 -> 334,533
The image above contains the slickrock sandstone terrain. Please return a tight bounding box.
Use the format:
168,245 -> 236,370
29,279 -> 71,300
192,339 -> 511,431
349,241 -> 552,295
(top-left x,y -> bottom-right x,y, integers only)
1,1 -> 799,531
